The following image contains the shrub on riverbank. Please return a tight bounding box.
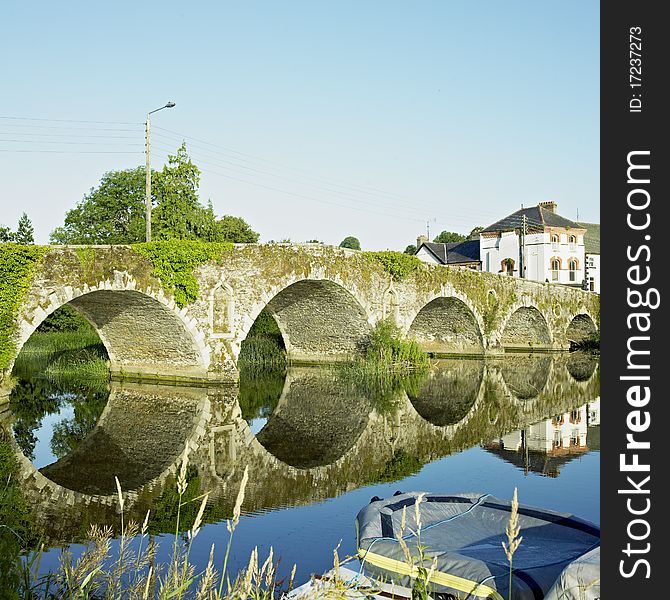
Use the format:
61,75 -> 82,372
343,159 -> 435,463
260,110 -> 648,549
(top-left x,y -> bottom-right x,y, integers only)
570,331 -> 600,352
336,319 -> 430,412
361,318 -> 430,374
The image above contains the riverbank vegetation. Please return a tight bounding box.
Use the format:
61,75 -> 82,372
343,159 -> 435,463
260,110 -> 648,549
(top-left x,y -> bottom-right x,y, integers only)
238,309 -> 287,372
336,319 -> 430,412
11,306 -> 109,385
570,330 -> 600,353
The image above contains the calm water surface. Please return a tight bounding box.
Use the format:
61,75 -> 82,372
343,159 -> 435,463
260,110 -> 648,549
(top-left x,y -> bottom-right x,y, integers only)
4,353 -> 600,584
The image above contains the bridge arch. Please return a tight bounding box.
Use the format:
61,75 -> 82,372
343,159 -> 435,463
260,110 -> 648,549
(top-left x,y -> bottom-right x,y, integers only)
565,312 -> 597,344
13,277 -> 210,381
408,293 -> 485,354
497,302 -> 553,350
240,278 -> 372,363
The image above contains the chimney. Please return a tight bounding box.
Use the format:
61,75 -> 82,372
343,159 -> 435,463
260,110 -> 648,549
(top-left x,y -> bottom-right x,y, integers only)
538,201 -> 557,214
417,235 -> 428,248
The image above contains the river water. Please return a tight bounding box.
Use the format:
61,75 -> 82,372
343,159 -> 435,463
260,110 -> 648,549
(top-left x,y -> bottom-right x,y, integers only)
3,352 -> 600,586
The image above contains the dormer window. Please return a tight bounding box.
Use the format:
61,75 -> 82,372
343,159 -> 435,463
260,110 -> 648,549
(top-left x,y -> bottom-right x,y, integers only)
551,234 -> 559,250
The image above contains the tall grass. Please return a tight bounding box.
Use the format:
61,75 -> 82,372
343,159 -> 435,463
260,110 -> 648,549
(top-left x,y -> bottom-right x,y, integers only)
238,309 -> 287,372
12,330 -> 109,385
15,449 -> 295,599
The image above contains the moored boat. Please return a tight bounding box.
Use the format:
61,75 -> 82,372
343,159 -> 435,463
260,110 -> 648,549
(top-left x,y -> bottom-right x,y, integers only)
291,491 -> 600,599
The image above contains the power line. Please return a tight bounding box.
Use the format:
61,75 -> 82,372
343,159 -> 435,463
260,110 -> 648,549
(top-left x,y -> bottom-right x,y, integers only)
0,131 -> 137,139
153,125 -> 507,220
152,144 -> 483,226
151,146 -> 428,224
0,115 -> 141,125
0,122 -> 141,132
0,138 -> 142,146
151,136 -> 501,223
0,149 -> 142,154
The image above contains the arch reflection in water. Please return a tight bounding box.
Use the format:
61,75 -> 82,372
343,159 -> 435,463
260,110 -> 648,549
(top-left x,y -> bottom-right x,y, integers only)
9,380 -> 209,496
498,354 -> 553,400
407,359 -> 484,426
253,368 -> 372,468
566,351 -> 599,382
6,354 -> 599,549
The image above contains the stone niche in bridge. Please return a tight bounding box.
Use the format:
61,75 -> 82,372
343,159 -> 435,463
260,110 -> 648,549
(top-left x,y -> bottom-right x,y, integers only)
3,244 -> 599,386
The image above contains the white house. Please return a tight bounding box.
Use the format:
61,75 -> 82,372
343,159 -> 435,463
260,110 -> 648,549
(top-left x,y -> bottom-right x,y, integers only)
486,405 -> 590,477
415,237 -> 481,269
479,202 -> 586,286
578,222 -> 600,293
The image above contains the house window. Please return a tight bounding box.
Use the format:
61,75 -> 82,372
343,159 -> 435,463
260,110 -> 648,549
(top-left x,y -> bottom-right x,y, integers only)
569,259 -> 578,282
551,234 -> 559,251
501,258 -> 514,276
589,277 -> 595,292
551,258 -> 560,281
569,235 -> 577,251
553,430 -> 562,448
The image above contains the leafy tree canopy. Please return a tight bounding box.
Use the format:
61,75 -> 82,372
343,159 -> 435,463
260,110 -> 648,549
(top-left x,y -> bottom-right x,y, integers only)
403,244 -> 417,255
339,236 -> 361,250
433,230 -> 466,244
216,215 -> 260,243
469,226 -> 484,239
1,213 -> 35,244
50,167 -> 147,244
50,143 -> 259,245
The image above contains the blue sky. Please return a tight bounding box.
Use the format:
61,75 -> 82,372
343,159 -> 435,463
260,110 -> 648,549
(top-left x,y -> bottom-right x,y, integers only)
1,1 -> 599,248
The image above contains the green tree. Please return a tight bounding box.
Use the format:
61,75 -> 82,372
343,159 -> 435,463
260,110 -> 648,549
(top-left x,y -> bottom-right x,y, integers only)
469,226 -> 484,239
50,167 -> 147,244
0,226 -> 13,243
433,230 -> 465,244
50,143 -> 260,244
216,215 -> 260,243
14,212 -> 34,244
339,236 -> 361,250
152,143 -> 214,240
404,244 -> 417,255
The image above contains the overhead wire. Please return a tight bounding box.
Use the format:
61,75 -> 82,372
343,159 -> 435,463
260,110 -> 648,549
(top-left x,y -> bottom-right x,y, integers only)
151,133 -> 501,224
3,114 -> 522,233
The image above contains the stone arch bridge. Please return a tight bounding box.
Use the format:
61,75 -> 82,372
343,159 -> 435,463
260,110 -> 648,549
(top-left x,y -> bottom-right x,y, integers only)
4,244 -> 599,384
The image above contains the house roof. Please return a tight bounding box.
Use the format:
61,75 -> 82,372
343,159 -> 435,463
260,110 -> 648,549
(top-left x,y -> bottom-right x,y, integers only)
482,205 -> 583,234
578,222 -> 600,254
419,239 -> 480,265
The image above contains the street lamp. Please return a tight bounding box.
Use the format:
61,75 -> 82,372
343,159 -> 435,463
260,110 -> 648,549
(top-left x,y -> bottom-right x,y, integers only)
145,102 -> 176,242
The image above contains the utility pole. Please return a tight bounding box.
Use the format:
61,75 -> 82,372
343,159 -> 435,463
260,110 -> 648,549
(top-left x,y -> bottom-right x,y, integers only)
520,213 -> 527,278
145,115 -> 151,242
145,102 -> 176,242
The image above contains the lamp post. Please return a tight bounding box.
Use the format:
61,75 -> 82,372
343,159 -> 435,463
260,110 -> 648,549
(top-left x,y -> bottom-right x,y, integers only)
145,102 -> 175,242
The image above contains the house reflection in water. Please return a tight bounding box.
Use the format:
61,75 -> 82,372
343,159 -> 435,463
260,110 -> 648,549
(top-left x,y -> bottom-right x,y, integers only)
484,400 -> 600,477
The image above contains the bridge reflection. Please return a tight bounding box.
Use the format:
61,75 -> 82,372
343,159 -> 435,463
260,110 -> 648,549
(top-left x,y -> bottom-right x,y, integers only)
2,352 -> 599,545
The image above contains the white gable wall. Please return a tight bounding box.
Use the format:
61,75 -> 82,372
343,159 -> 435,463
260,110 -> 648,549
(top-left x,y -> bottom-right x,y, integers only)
416,246 -> 442,264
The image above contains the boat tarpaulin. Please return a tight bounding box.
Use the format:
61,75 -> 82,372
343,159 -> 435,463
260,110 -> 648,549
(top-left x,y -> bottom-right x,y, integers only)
356,492 -> 600,600
544,546 -> 600,600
